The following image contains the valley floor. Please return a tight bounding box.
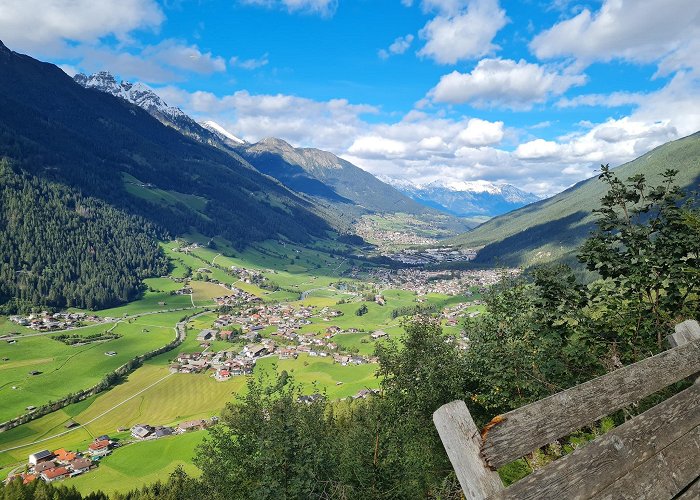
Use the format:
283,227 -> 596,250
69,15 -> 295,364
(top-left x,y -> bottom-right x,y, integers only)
0,237 -> 487,495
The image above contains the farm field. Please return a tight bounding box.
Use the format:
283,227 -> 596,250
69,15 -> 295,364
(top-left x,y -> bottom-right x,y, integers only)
0,237 -> 479,494
69,430 -> 205,495
0,311 -> 192,423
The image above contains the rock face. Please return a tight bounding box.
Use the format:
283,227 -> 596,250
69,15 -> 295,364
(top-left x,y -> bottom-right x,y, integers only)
74,72 -> 227,147
383,177 -> 540,218
236,138 -> 433,215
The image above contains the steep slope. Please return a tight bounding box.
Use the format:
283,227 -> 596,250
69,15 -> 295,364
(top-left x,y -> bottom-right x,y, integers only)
451,132 -> 700,266
74,72 -> 248,155
384,177 -> 540,218
236,138 -> 435,216
0,40 -> 329,250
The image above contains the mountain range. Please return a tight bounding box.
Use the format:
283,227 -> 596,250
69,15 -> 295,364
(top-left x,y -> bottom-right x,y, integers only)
73,71 -> 454,228
382,177 -> 540,220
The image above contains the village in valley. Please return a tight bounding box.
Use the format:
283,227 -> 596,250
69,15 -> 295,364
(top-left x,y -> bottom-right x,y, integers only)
0,238 -> 506,491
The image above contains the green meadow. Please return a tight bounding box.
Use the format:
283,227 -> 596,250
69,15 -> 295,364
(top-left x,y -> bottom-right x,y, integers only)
69,431 -> 204,495
0,237 -> 477,495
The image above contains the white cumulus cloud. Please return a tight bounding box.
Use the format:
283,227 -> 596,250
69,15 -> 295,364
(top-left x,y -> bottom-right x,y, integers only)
0,0 -> 163,54
457,118 -> 504,146
417,0 -> 507,64
531,0 -> 700,71
429,58 -> 586,109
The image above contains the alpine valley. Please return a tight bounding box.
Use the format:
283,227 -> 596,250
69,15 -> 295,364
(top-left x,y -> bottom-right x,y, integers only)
1,4 -> 699,496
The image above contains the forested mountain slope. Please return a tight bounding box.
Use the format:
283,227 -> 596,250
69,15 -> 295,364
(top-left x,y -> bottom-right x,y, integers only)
0,40 -> 329,248
0,161 -> 168,312
450,131 -> 700,266
0,39 -> 336,311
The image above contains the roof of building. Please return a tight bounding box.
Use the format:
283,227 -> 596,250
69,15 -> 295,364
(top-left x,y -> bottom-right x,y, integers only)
69,458 -> 93,470
53,449 -> 77,462
42,467 -> 69,479
34,461 -> 56,473
88,439 -> 110,450
29,450 -> 53,461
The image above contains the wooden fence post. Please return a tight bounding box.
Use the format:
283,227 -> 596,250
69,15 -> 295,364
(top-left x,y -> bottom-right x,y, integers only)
433,400 -> 504,499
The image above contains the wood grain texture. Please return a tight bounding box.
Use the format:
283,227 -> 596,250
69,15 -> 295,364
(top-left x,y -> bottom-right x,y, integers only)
433,400 -> 504,500
670,320 -> 700,348
491,382 -> 700,500
675,477 -> 700,499
596,424 -> 700,499
481,336 -> 700,468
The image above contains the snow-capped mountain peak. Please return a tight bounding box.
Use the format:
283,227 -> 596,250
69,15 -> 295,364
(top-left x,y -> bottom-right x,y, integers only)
200,120 -> 245,145
381,176 -> 540,218
426,179 -> 503,195
74,71 -> 188,123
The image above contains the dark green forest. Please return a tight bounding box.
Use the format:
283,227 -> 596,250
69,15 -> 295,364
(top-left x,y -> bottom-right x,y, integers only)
2,170 -> 698,499
0,160 -> 168,312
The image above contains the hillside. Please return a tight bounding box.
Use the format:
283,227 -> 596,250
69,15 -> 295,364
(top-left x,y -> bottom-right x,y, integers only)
236,138 -> 438,217
0,40 -> 338,310
450,132 -> 700,267
0,40 -> 330,249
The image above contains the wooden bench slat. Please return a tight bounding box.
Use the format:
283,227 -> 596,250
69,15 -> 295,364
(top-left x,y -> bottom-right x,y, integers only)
675,477 -> 700,499
490,382 -> 700,500
433,400 -> 504,500
482,330 -> 700,468
596,425 -> 700,499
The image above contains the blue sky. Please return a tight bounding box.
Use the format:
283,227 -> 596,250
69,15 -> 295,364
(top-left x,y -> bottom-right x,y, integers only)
1,0 -> 699,194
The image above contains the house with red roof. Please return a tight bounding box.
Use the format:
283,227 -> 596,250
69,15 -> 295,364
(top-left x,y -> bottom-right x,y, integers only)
41,467 -> 69,482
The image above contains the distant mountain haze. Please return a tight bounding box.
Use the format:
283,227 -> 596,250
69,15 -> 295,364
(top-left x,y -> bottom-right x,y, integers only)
383,177 -> 540,218
450,131 -> 700,268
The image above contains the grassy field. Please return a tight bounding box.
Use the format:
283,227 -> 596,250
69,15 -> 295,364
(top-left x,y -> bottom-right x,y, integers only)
0,235 -> 480,494
71,431 -> 205,496
0,311 -> 188,423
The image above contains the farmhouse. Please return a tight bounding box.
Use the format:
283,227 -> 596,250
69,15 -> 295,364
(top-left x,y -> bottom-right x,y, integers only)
131,424 -> 155,440
41,467 -> 69,482
197,329 -> 216,342
371,330 -> 388,340
53,448 -> 77,462
87,439 -> 110,457
69,458 -> 94,474
154,426 -> 174,438
34,461 -> 57,473
28,450 -> 54,465
178,419 -> 206,432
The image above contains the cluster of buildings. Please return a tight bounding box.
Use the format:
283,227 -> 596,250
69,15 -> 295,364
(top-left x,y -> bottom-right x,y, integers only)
8,312 -> 105,332
386,247 -> 478,265
170,349 -> 257,379
130,419 -> 210,440
369,268 -> 520,296
11,437 -> 113,485
219,302 -> 316,334
441,301 -> 483,326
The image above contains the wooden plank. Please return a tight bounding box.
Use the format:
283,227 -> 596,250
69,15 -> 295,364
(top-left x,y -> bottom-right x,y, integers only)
675,477 -> 700,499
433,400 -> 504,500
595,424 -> 700,499
490,382 -> 700,500
670,320 -> 700,348
481,336 -> 700,468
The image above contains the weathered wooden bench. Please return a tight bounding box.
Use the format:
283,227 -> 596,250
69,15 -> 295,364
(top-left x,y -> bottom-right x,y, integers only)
433,320 -> 700,499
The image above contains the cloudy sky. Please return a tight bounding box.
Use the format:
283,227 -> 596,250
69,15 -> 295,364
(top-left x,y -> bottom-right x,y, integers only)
1,0 -> 699,195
